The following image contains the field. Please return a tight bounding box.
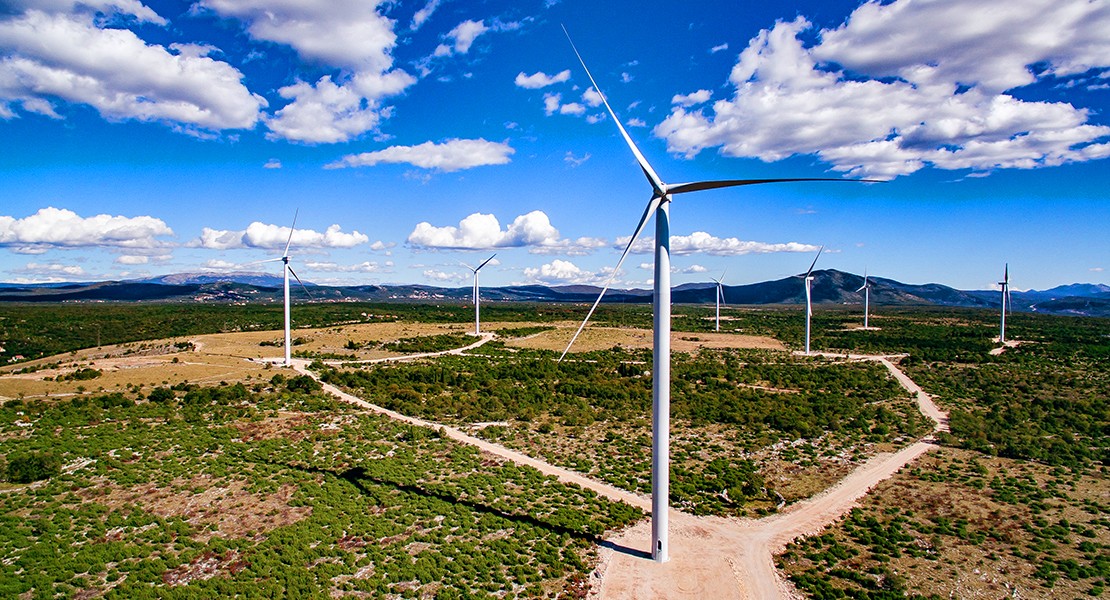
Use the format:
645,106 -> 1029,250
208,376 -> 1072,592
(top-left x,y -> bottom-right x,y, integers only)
1,301 -> 1107,598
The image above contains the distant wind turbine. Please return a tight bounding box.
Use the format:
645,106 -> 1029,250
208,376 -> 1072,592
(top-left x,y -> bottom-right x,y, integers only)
713,271 -> 726,332
260,210 -> 313,366
999,264 -> 1011,343
557,28 -> 874,564
464,254 -> 496,335
796,247 -> 823,355
856,269 -> 871,329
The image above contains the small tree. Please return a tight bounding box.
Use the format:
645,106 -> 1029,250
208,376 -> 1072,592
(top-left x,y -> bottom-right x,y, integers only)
6,451 -> 61,483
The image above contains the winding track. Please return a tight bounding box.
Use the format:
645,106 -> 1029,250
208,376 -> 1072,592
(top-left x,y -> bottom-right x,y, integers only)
285,339 -> 948,599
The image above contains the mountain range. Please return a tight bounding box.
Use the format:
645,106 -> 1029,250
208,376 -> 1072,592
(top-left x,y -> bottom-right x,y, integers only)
0,270 -> 1107,317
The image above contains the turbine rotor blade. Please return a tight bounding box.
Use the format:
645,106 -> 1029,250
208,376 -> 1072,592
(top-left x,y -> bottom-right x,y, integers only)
283,208 -> 299,257
287,266 -> 314,300
805,246 -> 824,277
563,26 -> 666,196
476,253 -> 497,272
560,195 -> 662,361
666,177 -> 880,195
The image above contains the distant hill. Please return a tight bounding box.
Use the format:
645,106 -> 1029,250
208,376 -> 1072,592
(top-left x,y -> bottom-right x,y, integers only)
1,269 -> 1106,317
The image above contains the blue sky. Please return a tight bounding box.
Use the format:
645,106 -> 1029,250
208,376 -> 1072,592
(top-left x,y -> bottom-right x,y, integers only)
1,0 -> 1107,291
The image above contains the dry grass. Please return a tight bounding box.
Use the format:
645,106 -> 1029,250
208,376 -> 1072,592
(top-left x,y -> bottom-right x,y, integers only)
506,323 -> 784,353
81,475 -> 311,542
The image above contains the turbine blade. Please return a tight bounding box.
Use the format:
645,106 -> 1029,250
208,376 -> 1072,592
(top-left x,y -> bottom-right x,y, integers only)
666,177 -> 880,195
287,266 -> 314,300
856,284 -> 866,293
563,26 -> 666,196
805,281 -> 813,316
476,253 -> 497,272
560,195 -> 662,361
805,246 -> 823,277
283,209 -> 299,257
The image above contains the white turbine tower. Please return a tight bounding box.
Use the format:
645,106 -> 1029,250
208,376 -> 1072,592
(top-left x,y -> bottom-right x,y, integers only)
261,211 -> 312,366
999,263 -> 1011,343
797,247 -> 823,355
856,269 -> 871,329
464,254 -> 496,335
558,30 -> 871,563
713,271 -> 726,332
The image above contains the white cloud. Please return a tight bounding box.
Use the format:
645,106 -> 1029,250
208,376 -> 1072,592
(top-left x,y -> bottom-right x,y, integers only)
195,221 -> 370,250
710,43 -> 729,54
0,9 -> 264,131
528,236 -> 608,256
410,0 -> 442,31
200,0 -> 415,143
0,207 -> 173,251
16,261 -> 87,281
672,89 -> 712,107
115,254 -> 148,265
626,117 -> 647,127
408,210 -> 560,250
434,19 -> 488,57
523,259 -> 607,285
564,151 -> 590,167
559,102 -> 585,115
423,269 -> 464,282
304,260 -> 391,273
1090,267 -> 1104,273
327,138 -> 514,171
263,159 -> 282,169
619,231 -> 821,256
654,2 -> 1110,179
514,69 -> 570,89
581,87 -> 603,107
638,262 -> 709,274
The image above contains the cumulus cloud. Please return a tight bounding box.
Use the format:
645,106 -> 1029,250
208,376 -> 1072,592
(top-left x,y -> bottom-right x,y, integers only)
115,255 -> 148,265
408,211 -> 560,250
655,0 -> 1110,179
199,0 -> 415,143
434,19 -> 489,57
514,69 -> 570,89
304,260 -> 392,273
672,89 -> 712,107
14,261 -> 87,281
423,269 -> 465,282
326,138 -> 514,171
410,0 -> 442,31
619,231 -> 821,256
0,8 -> 264,131
194,221 -> 370,250
0,207 -> 174,252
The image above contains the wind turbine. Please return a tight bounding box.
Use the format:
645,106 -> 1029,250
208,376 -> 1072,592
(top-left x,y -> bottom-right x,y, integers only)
713,271 -> 726,332
856,268 -> 871,329
999,263 -> 1011,343
464,254 -> 496,335
260,211 -> 312,366
797,247 -> 823,355
558,29 -> 874,563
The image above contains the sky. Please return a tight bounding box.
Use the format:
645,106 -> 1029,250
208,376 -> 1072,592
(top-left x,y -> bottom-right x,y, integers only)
1,0 -> 1108,292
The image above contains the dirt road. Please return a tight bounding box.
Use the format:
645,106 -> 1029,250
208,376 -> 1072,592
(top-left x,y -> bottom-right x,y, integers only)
294,341 -> 947,600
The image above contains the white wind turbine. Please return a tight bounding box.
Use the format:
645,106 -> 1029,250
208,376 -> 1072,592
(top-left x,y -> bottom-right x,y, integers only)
796,247 -> 823,355
464,254 -> 497,335
999,263 -> 1011,343
260,211 -> 312,366
558,30 -> 872,563
856,268 -> 871,329
713,271 -> 726,332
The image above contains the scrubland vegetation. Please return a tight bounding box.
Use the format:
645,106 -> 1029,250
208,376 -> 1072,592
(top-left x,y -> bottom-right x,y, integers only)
0,377 -> 640,598
0,301 -> 1106,598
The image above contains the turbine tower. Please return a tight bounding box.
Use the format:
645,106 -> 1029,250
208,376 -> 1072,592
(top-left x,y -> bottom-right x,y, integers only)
464,254 -> 496,335
797,247 -> 823,355
856,269 -> 871,329
999,264 -> 1010,343
558,29 -> 872,563
261,211 -> 312,366
713,271 -> 726,332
